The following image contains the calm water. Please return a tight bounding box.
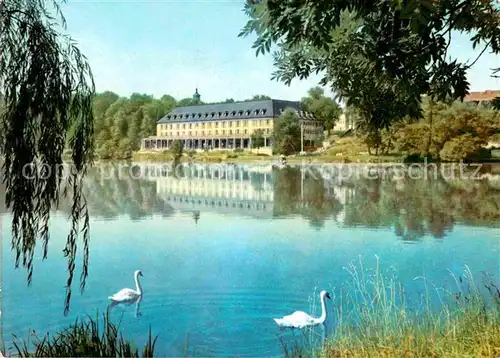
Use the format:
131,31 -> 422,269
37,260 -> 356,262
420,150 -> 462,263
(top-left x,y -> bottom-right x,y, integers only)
1,162 -> 500,357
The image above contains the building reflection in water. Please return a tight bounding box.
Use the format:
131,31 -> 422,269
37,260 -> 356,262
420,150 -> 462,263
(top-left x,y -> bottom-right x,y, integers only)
148,163 -> 275,218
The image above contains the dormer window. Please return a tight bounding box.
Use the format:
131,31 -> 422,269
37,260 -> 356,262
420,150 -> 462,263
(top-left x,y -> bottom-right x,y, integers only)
254,109 -> 260,115
246,110 -> 251,116
198,113 -> 202,118
191,113 -> 196,118
204,113 -> 208,118
218,112 -> 222,117
238,111 -> 243,116
167,115 -> 171,120
173,115 -> 177,119
231,111 -> 236,116
225,111 -> 229,117
262,109 -> 267,115
211,112 -> 215,118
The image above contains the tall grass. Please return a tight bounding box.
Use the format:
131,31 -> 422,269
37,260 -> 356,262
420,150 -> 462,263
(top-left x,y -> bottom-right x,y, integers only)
10,311 -> 157,357
282,255 -> 500,357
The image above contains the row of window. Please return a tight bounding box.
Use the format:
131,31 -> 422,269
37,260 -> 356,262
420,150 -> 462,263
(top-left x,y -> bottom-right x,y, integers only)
160,128 -> 272,137
166,108 -> 269,121
159,119 -> 271,130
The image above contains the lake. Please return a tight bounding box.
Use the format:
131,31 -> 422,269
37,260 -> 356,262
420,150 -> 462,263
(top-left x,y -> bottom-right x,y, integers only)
1,162 -> 500,357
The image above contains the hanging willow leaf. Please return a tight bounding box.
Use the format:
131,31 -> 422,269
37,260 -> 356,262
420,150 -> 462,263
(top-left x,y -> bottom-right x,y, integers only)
0,0 -> 95,315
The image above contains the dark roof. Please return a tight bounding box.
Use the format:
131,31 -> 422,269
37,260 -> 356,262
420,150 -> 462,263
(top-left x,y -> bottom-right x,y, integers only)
156,99 -> 316,124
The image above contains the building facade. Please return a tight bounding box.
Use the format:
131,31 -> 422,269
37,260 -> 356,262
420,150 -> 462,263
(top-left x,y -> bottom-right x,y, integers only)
463,90 -> 500,106
141,89 -> 323,151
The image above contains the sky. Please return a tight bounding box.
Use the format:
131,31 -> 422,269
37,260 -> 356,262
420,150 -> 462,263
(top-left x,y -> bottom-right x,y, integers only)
61,0 -> 500,103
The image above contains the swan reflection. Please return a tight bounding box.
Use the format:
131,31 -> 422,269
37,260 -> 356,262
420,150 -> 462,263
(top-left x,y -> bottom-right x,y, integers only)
107,295 -> 143,318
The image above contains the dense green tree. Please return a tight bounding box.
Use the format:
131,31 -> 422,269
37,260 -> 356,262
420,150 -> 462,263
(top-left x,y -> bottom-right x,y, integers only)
1,0 -> 95,314
251,129 -> 265,153
239,0 -> 500,132
171,139 -> 184,164
392,101 -> 499,161
301,87 -> 342,135
273,108 -> 301,155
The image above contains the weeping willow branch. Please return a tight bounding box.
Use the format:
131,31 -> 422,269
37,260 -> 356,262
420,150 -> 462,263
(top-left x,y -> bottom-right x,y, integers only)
0,0 -> 95,315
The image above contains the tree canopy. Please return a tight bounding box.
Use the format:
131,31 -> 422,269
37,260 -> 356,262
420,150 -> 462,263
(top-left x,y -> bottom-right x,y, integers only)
300,87 -> 342,134
239,0 -> 500,131
272,108 -> 301,155
1,0 -> 95,314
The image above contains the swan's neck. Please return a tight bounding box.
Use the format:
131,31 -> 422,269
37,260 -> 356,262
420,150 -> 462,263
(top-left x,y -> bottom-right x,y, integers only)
317,294 -> 328,324
135,274 -> 143,295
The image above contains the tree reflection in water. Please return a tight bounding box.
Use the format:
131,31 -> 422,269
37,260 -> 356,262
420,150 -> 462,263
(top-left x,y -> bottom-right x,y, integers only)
54,163 -> 500,242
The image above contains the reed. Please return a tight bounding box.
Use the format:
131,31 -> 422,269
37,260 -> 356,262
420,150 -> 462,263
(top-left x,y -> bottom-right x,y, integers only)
10,311 -> 157,357
282,256 -> 500,357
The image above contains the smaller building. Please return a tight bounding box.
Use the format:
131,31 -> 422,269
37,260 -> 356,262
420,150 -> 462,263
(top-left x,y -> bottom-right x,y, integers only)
463,90 -> 500,106
332,112 -> 356,132
141,89 -> 324,152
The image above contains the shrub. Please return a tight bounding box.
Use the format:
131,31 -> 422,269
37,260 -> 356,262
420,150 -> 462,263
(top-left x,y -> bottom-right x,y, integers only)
439,134 -> 487,162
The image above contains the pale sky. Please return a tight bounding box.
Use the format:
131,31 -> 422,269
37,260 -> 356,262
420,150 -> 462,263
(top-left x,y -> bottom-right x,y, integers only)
61,0 -> 500,103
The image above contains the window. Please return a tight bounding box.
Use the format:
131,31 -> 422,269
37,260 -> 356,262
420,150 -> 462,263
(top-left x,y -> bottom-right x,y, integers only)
225,111 -> 229,117
266,120 -> 270,125
246,110 -> 251,116
183,124 -> 186,129
244,129 -> 248,134
215,122 -> 219,127
229,130 -> 232,135
236,129 -> 239,134
173,115 -> 177,119
236,121 -> 240,126
198,113 -> 202,118
189,123 -> 192,129
262,109 -> 267,115
229,121 -> 233,127
216,130 -> 219,135
254,109 -> 260,115
231,111 -> 236,116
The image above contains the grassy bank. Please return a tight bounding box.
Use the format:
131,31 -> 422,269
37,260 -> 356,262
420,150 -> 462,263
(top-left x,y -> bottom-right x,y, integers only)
5,258 -> 499,357
132,136 -> 499,164
283,257 -> 500,358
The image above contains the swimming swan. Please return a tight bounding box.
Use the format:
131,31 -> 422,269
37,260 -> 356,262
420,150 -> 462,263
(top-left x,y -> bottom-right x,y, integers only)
274,290 -> 331,329
108,270 -> 143,302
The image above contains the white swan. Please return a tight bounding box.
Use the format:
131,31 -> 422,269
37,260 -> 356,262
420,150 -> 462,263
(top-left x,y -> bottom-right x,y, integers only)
274,290 -> 331,329
108,270 -> 143,303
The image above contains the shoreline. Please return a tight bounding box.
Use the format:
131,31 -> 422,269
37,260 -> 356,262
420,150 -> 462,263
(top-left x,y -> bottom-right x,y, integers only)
129,151 -> 500,165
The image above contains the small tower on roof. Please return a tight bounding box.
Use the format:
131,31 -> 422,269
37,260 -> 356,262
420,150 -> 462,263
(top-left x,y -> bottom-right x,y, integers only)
192,88 -> 201,104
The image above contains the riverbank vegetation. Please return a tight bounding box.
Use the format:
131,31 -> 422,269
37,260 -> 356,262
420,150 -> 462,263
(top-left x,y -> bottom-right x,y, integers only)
281,259 -> 500,357
9,312 -> 157,357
